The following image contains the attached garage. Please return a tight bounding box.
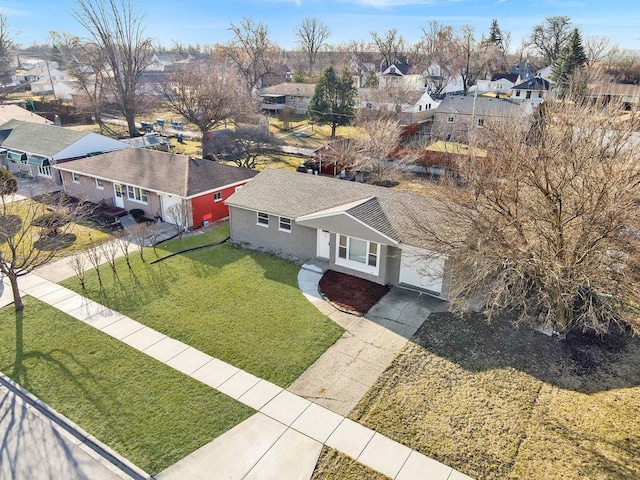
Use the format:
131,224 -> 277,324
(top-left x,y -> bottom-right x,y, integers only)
399,245 -> 446,296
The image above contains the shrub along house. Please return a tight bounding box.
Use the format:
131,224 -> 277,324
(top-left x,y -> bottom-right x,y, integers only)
226,168 -> 453,298
55,149 -> 258,229
0,119 -> 129,182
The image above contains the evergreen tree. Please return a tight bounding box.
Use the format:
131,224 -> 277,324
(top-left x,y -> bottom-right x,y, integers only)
307,66 -> 357,139
487,19 -> 504,51
551,28 -> 587,96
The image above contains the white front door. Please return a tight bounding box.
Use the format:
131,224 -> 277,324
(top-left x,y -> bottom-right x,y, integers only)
317,230 -> 330,259
114,184 -> 124,208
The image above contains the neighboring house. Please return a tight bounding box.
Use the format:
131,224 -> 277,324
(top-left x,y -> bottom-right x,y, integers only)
0,104 -> 52,126
510,77 -> 550,103
226,168 -> 452,297
431,95 -> 532,142
0,120 -> 129,182
56,149 -> 258,229
260,83 -> 316,114
262,64 -> 292,88
30,79 -> 78,100
358,88 -> 437,125
587,82 -> 640,108
379,61 -> 425,89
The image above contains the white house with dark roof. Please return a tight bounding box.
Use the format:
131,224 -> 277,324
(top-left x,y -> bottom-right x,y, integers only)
0,120 -> 129,182
56,149 -> 258,228
226,168 -> 452,297
510,77 -> 550,104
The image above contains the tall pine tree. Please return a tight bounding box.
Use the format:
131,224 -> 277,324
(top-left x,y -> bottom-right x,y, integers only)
551,28 -> 587,97
307,66 -> 357,139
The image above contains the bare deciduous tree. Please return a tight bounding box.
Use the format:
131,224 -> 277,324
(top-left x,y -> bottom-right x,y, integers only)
295,17 -> 330,75
584,35 -> 611,69
73,0 -> 153,136
159,58 -> 250,154
225,18 -> 281,92
69,252 -> 88,290
370,28 -> 406,68
350,118 -> 417,183
0,12 -> 15,85
0,181 -> 89,311
165,201 -> 192,239
99,239 -> 119,280
409,97 -> 640,335
50,31 -> 112,134
412,21 -> 459,96
528,16 -> 573,65
231,121 -> 280,169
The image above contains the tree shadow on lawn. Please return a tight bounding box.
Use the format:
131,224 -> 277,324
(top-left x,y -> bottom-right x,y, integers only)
414,311 -> 640,394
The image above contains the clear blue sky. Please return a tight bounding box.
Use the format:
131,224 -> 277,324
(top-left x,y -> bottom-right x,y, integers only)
3,0 -> 639,53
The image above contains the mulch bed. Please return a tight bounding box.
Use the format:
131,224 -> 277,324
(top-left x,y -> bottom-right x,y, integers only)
318,270 -> 389,314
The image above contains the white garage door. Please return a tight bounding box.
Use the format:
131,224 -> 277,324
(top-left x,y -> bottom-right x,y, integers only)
399,246 -> 445,294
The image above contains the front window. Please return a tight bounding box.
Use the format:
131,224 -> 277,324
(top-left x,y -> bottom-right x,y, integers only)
257,212 -> 269,226
279,217 -> 291,232
72,172 -> 80,183
477,118 -> 484,127
447,116 -> 455,123
213,192 -> 222,202
337,234 -> 379,271
515,90 -> 521,97
96,178 -> 104,189
127,185 -> 149,204
37,166 -> 52,178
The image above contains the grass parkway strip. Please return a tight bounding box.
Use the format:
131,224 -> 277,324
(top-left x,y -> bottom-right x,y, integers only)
0,296 -> 254,475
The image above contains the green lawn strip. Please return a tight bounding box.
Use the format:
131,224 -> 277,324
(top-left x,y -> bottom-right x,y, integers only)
62,225 -> 344,387
0,297 -> 254,475
348,312 -> 640,480
311,447 -> 390,480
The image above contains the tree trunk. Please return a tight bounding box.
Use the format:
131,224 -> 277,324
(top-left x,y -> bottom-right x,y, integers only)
331,122 -> 337,139
8,272 -> 23,312
126,115 -> 138,137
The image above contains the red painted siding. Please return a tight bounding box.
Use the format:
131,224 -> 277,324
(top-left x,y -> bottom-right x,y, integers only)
190,183 -> 247,228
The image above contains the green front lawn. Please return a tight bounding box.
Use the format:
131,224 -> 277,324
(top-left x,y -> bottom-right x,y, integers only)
61,225 -> 344,387
336,312 -> 640,480
0,297 -> 254,475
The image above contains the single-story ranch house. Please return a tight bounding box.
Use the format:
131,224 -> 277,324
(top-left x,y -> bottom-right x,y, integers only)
0,119 -> 129,182
55,149 -> 258,229
226,169 -> 452,298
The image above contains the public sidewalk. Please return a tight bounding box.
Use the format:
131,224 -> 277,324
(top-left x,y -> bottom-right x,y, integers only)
3,270 -> 472,480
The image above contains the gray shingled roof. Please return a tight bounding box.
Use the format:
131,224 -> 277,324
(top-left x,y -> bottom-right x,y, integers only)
435,96 -> 526,117
55,149 -> 258,197
226,168 -> 442,244
0,119 -> 88,157
513,77 -> 550,90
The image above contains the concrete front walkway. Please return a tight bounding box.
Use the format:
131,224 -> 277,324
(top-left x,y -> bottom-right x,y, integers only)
291,262 -> 448,416
3,269 -> 473,480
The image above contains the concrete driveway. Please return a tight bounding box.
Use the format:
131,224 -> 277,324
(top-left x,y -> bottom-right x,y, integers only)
291,263 -> 448,415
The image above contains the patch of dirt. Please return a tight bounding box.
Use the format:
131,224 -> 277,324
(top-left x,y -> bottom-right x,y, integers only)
318,270 -> 389,314
311,447 -> 390,480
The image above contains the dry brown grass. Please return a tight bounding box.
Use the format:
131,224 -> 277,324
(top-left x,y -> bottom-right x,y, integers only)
340,312 -> 640,480
311,448 -> 390,480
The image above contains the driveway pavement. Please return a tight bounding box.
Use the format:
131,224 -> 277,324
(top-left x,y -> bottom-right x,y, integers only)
290,261 -> 448,416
